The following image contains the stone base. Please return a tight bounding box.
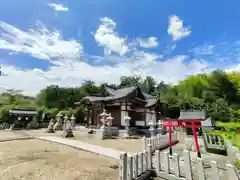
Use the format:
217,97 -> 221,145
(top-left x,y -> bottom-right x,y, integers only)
54,123 -> 62,131
122,134 -> 130,139
62,130 -> 74,138
96,126 -> 112,140
47,128 -> 55,133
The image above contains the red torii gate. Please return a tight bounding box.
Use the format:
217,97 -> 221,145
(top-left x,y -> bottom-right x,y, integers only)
163,118 -> 203,158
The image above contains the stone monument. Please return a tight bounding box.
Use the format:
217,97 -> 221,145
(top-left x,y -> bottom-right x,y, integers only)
123,112 -> 131,138
62,116 -> 74,138
54,112 -> 63,131
47,119 -> 55,133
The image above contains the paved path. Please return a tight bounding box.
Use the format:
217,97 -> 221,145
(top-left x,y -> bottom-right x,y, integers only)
37,136 -> 121,159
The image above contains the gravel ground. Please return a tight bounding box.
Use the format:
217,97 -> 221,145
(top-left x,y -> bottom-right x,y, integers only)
0,139 -> 119,180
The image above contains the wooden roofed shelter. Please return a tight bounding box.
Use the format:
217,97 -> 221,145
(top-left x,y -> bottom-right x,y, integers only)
76,85 -> 162,129
9,109 -> 37,129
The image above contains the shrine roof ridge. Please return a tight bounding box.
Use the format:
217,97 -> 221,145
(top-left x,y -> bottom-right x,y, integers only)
78,85 -> 158,107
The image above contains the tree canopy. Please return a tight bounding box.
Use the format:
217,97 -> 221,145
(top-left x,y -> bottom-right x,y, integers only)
1,70 -> 240,123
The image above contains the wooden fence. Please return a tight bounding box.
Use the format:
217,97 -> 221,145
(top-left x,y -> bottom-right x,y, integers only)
119,145 -> 240,180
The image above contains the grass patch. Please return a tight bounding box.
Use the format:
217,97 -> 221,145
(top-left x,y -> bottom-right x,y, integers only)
207,130 -> 240,149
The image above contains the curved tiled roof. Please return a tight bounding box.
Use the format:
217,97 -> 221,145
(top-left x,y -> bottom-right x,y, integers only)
78,85 -> 159,107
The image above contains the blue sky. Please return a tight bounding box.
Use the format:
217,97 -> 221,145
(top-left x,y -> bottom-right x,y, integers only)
0,0 -> 240,95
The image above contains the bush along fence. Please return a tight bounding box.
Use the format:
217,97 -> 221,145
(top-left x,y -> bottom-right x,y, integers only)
118,145 -> 240,180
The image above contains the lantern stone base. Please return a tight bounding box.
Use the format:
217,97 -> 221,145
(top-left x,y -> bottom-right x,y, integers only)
122,133 -> 130,139
47,127 -> 55,133
53,123 -> 62,131
62,130 -> 74,138
149,127 -> 157,137
96,126 -> 113,139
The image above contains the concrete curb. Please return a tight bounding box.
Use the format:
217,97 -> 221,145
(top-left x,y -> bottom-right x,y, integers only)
36,136 -> 121,159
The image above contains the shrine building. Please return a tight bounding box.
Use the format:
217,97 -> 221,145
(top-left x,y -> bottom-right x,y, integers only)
77,85 -> 162,128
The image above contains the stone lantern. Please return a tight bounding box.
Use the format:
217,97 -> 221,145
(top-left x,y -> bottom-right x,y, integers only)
97,109 -> 109,139
157,119 -> 164,135
54,112 -> 63,131
63,115 -> 69,130
62,116 -> 74,138
99,109 -> 108,128
106,113 -> 114,136
70,114 -> 76,129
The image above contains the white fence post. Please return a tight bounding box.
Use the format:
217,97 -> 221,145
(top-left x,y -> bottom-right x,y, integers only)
183,150 -> 193,180
173,153 -> 180,177
210,161 -> 220,180
133,153 -> 138,178
196,158 -> 205,180
143,150 -> 148,171
147,144 -> 152,169
127,155 -> 133,180
226,164 -> 239,180
119,152 -> 127,180
162,152 -> 169,173
142,137 -> 147,151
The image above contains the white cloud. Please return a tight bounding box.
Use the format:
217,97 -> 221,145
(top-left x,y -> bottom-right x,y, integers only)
190,44 -> 215,56
48,3 -> 68,12
0,21 -> 81,64
168,15 -> 191,41
94,17 -> 128,56
0,20 -> 212,96
137,37 -> 158,48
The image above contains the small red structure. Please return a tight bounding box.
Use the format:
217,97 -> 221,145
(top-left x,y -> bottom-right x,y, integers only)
163,116 -> 203,157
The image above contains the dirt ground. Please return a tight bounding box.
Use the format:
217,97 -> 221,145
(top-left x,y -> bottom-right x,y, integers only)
0,139 -> 119,180
21,129 -> 143,153
72,134 -> 143,153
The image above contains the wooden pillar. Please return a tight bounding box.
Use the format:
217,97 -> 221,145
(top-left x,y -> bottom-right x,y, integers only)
168,119 -> 173,155
192,121 -> 201,158
85,107 -> 90,126
143,108 -> 147,126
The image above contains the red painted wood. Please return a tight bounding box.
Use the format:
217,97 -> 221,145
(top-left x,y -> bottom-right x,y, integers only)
162,118 -> 203,157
